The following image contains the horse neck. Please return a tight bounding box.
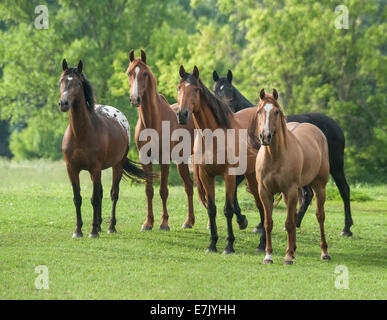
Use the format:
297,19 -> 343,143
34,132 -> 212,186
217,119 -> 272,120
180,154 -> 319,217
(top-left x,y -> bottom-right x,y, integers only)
69,97 -> 92,139
138,76 -> 160,129
230,87 -> 254,110
192,97 -> 231,132
263,117 -> 289,160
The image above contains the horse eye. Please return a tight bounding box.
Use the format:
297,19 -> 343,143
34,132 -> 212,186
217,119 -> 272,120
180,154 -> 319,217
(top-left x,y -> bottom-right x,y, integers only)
274,110 -> 279,115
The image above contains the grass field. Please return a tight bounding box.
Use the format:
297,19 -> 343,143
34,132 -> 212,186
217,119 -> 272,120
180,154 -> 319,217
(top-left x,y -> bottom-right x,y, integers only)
0,160 -> 386,300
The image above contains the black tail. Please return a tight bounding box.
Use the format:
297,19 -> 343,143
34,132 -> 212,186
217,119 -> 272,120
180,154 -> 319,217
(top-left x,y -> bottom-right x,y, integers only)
122,158 -> 156,183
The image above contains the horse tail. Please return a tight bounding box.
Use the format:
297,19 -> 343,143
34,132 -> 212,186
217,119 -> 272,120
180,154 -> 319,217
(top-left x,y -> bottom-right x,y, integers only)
122,158 -> 157,183
193,164 -> 207,208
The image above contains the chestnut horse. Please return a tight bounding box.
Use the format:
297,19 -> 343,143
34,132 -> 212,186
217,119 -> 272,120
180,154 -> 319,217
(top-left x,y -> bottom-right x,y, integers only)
254,89 -> 330,264
126,50 -> 195,231
59,59 -> 150,238
176,65 -> 266,254
213,69 -> 353,236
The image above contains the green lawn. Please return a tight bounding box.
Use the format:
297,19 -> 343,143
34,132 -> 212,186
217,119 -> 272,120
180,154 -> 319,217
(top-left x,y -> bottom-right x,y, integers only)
0,160 -> 386,299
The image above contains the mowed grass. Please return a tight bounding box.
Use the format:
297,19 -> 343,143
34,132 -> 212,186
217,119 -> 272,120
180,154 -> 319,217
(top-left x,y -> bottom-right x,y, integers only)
0,160 -> 386,300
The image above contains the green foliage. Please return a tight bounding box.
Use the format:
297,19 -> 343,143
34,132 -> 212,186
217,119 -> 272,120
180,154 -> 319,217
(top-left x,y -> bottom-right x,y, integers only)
0,0 -> 386,182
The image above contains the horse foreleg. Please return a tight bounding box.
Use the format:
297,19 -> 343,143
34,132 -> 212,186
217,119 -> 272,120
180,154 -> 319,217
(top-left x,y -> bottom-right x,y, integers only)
223,174 -> 236,254
141,164 -> 154,231
284,186 -> 298,265
108,164 -> 123,234
203,174 -> 217,253
159,164 -> 170,231
90,170 -> 102,238
67,166 -> 83,238
258,184 -> 274,264
177,163 -> 195,229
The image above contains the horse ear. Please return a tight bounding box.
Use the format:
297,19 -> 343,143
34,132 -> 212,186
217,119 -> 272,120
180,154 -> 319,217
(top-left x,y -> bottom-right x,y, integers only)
260,88 -> 266,100
272,88 -> 279,100
140,50 -> 146,64
227,70 -> 233,83
193,66 -> 199,79
62,59 -> 68,71
213,70 -> 219,82
129,50 -> 135,62
77,60 -> 83,73
179,65 -> 186,78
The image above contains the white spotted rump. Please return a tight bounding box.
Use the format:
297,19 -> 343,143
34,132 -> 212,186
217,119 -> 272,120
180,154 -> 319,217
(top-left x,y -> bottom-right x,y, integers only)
95,105 -> 130,145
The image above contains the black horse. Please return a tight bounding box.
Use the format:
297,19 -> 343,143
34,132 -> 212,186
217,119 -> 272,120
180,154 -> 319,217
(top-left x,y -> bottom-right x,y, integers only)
213,70 -> 353,236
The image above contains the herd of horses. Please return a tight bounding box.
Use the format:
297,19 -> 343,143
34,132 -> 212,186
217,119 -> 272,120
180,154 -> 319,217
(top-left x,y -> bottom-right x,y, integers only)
58,50 -> 354,264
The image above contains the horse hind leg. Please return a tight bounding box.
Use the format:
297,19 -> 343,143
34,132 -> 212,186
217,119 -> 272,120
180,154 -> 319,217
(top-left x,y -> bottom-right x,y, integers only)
108,164 -> 123,234
234,175 -> 248,230
177,163 -> 195,229
311,182 -> 331,261
331,168 -> 353,236
296,185 -> 313,228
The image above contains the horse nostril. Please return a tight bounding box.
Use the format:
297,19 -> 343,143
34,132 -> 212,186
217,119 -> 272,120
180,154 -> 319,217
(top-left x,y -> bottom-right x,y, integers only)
137,96 -> 141,104
268,132 -> 272,141
184,110 -> 188,116
259,132 -> 263,140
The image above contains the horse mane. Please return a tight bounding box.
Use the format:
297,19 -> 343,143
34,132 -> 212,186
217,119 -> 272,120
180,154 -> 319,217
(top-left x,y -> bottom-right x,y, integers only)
200,78 -> 232,128
63,68 -> 95,111
248,94 -> 287,150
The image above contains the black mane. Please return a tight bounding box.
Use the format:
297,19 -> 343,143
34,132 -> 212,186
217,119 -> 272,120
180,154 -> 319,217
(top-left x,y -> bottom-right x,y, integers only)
63,68 -> 95,111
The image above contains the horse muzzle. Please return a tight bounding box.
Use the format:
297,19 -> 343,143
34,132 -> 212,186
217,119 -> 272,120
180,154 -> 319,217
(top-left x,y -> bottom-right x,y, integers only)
259,131 -> 272,145
130,95 -> 141,107
58,99 -> 70,112
177,109 -> 189,125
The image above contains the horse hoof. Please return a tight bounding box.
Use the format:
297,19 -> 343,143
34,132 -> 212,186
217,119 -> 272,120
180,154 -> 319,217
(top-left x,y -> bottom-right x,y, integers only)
206,247 -> 217,253
88,233 -> 99,238
253,226 -> 264,234
72,232 -> 83,239
263,259 -> 273,265
237,216 -> 248,230
159,225 -> 170,231
284,260 -> 294,265
341,229 -> 353,237
182,223 -> 192,229
222,248 -> 235,255
107,228 -> 117,234
141,225 -> 153,232
321,254 -> 331,261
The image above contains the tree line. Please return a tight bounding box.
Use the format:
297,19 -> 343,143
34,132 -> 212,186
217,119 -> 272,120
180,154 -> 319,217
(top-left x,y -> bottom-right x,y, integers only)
0,0 -> 386,182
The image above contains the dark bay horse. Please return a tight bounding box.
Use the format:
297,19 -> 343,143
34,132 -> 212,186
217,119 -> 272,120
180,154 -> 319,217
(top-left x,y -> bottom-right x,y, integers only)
255,89 -> 330,264
126,50 -> 195,231
213,70 -> 353,236
59,59 -> 150,238
176,65 -> 266,254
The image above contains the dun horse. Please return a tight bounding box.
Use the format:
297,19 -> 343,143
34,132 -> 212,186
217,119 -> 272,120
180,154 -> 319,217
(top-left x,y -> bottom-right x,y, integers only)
176,66 -> 266,254
213,70 -> 353,236
126,50 -> 195,231
254,89 -> 330,264
59,59 -> 150,238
